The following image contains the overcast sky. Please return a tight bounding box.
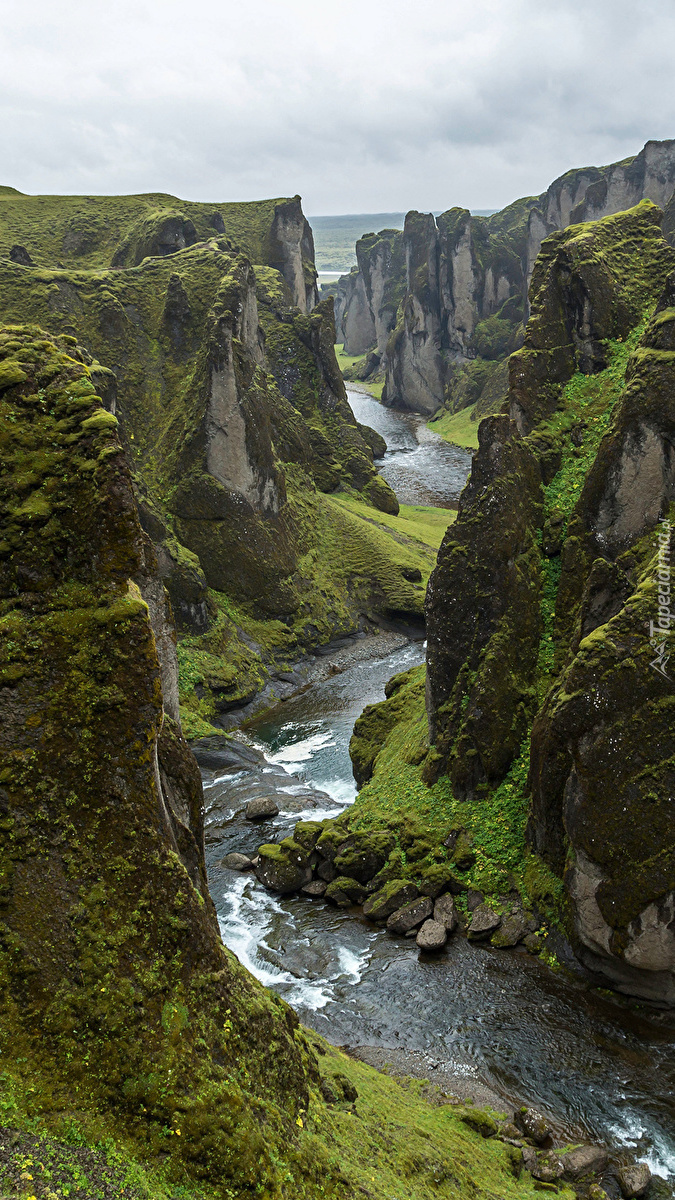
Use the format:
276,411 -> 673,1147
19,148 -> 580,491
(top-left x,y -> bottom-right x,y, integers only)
2,0 -> 674,215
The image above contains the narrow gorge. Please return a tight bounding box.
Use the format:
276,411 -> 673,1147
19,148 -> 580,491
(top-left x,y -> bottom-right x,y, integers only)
0,148 -> 673,1200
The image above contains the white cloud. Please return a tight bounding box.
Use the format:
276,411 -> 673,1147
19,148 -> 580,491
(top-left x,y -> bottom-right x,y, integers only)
0,0 -> 673,212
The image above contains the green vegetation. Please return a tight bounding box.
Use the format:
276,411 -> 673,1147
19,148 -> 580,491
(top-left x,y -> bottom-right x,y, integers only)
0,188 -> 297,272
428,403 -> 480,449
175,488 -> 445,732
335,344 -> 385,398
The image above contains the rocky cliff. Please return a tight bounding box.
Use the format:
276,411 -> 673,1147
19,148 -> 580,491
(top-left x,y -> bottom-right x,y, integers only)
423,202 -> 675,1003
0,326 -> 556,1200
336,139 -> 675,421
0,189 -> 440,735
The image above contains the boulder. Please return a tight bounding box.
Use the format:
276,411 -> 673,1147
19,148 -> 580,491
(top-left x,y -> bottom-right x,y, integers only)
245,796 -> 280,821
256,841 -> 311,894
559,1144 -> 609,1180
523,932 -> 544,954
191,735 -> 266,771
467,904 -> 502,941
386,896 -> 433,934
452,830 -> 477,870
521,1147 -> 563,1183
618,1164 -> 651,1198
588,1187 -> 611,1200
416,919 -> 448,951
221,852 -> 253,871
417,863 -> 467,897
333,830 -> 395,883
293,820 -> 325,851
491,912 -> 530,948
433,893 -> 458,931
467,890 -> 484,911
363,879 -> 419,922
514,1107 -> 552,1144
325,876 -> 369,907
317,859 -> 337,883
301,880 -> 327,898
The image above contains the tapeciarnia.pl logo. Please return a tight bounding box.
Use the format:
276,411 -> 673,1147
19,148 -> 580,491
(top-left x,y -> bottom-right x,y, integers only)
649,518 -> 672,679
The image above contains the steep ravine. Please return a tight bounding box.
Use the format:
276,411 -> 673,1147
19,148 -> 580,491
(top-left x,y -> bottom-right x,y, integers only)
207,393 -> 675,1186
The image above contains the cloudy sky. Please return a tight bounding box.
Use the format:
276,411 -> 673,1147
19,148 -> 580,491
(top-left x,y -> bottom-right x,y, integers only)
2,0 -> 674,214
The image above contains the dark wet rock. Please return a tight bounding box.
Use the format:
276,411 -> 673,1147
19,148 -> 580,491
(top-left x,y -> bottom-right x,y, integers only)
416,919 -> 448,951
245,796 -> 280,821
191,735 -> 266,772
618,1164 -> 651,1198
491,911 -> 532,948
221,852 -> 253,871
515,1107 -> 553,1145
467,904 -> 501,940
256,840 -> 311,894
458,1107 -> 498,1137
386,896 -> 433,934
325,876 -> 369,907
433,893 -> 458,932
559,1144 -> 609,1179
317,859 -> 338,883
302,879 -> 327,898
521,1147 -> 563,1182
466,889 -> 484,912
363,879 -> 419,922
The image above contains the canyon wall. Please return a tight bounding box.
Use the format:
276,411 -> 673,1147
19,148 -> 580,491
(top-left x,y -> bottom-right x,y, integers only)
425,202 -> 675,1003
336,139 -> 675,419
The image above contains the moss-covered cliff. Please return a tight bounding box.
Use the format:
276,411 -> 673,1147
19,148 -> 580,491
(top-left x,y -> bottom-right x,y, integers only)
335,203 -> 675,1005
0,188 -> 441,734
0,331 -> 558,1200
336,138 -> 675,426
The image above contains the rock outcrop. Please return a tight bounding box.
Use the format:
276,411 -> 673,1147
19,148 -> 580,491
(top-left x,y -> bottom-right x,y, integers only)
0,330 -> 319,1191
336,139 -> 675,420
424,202 -> 675,1003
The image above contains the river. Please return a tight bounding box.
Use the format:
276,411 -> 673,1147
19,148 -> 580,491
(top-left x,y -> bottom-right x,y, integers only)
202,388 -> 675,1181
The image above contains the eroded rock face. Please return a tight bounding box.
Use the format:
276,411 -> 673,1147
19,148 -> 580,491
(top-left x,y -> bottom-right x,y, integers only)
268,194 -> 319,312
0,330 -> 315,1189
336,139 -> 675,417
424,204 -> 675,1003
425,414 -> 543,793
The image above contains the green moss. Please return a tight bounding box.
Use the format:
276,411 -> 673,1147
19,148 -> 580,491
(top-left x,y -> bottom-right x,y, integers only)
428,403 -> 481,449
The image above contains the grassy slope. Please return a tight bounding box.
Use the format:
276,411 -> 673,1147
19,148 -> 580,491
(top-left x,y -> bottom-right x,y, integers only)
428,404 -> 480,450
335,345 -> 385,399
0,1042 -> 566,1200
177,488 -> 447,738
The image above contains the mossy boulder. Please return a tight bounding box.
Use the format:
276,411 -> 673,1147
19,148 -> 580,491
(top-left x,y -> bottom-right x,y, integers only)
325,876 -> 369,906
256,840 -> 311,894
0,329 -> 320,1192
333,830 -> 396,883
363,879 -> 419,922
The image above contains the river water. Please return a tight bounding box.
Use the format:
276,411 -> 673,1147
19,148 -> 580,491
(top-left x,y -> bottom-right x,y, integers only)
203,390 -> 675,1180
